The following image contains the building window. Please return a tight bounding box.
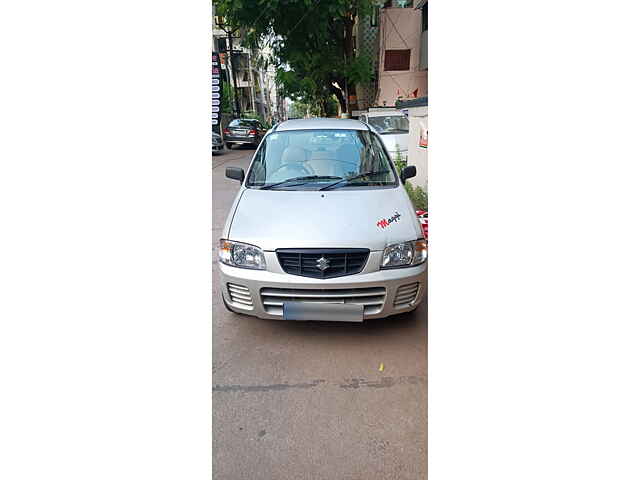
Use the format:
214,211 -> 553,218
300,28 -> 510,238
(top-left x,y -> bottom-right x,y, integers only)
384,49 -> 411,71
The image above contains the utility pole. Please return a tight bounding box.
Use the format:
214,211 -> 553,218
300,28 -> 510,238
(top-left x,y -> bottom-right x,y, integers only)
260,69 -> 270,122
253,47 -> 267,120
247,49 -> 257,115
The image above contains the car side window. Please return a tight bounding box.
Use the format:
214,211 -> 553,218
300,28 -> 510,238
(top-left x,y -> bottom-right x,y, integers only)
247,143 -> 266,185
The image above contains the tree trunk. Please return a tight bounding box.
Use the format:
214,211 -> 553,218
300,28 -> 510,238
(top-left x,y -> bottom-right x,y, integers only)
321,99 -> 330,117
330,84 -> 347,114
256,67 -> 267,120
343,14 -> 357,114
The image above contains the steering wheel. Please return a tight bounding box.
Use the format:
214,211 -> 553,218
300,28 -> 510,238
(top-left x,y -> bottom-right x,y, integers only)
270,161 -> 313,178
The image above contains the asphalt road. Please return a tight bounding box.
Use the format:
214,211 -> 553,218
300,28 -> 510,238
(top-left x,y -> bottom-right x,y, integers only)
213,146 -> 427,480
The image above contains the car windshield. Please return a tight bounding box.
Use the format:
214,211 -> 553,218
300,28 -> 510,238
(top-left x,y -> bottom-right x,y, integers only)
229,119 -> 258,128
246,129 -> 397,189
367,115 -> 409,134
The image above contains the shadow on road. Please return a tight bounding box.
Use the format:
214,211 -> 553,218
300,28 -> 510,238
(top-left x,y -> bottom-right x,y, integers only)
227,144 -> 258,151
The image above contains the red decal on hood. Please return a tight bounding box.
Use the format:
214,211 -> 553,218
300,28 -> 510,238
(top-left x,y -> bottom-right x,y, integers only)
377,212 -> 401,229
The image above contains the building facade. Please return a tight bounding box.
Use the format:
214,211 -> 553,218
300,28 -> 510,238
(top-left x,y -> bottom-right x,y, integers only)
353,1 -> 427,110
376,0 -> 427,107
213,11 -> 281,124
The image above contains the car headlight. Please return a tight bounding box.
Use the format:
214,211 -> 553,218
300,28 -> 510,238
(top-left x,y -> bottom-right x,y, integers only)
381,240 -> 427,268
219,239 -> 266,270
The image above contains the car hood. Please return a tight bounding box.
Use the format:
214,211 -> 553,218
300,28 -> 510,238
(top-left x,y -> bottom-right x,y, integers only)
380,132 -> 409,153
228,187 -> 422,251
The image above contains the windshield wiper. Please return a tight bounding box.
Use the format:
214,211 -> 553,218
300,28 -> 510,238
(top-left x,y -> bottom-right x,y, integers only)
260,175 -> 342,190
319,170 -> 390,191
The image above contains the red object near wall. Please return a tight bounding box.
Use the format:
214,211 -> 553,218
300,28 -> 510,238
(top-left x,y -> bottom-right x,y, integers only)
416,210 -> 428,243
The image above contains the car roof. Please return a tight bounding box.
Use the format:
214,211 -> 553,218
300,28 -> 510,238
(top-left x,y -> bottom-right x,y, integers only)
366,110 -> 404,118
276,118 -> 368,131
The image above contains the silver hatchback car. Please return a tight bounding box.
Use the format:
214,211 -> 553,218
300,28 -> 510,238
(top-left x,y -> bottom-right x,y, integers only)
218,118 -> 426,322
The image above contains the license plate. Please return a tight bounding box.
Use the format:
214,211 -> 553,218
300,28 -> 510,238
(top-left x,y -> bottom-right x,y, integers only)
282,302 -> 364,322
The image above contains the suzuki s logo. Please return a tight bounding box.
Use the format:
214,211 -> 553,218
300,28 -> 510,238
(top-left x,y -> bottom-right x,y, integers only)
316,256 -> 330,271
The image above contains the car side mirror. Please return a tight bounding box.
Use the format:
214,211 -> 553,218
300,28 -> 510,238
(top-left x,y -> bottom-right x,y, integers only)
226,167 -> 245,183
400,165 -> 417,184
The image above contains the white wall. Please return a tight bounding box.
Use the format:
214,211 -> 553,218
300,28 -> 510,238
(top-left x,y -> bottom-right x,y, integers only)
378,8 -> 428,106
404,105 -> 428,190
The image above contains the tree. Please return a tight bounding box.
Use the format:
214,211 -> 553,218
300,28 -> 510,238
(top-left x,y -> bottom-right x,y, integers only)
325,95 -> 339,117
289,101 -> 316,119
221,82 -> 234,114
215,0 -> 375,114
288,97 -> 338,119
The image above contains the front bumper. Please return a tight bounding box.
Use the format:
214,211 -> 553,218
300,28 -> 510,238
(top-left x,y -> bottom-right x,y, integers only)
218,250 -> 426,320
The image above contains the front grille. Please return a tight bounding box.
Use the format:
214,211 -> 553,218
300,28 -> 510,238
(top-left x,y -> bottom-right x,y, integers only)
394,282 -> 420,308
227,283 -> 253,307
260,286 -> 386,316
276,248 -> 369,279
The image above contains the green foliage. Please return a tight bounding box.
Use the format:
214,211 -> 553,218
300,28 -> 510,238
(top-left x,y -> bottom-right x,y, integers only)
404,181 -> 428,211
216,0 -> 376,111
393,150 -> 407,173
221,82 -> 234,114
345,54 -> 375,85
289,101 -> 320,118
288,94 -> 339,118
241,110 -> 271,127
393,150 -> 427,210
325,96 -> 339,117
289,102 -> 305,118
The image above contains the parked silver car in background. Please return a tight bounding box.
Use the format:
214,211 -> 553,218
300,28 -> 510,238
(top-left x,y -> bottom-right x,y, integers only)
359,108 -> 409,163
218,118 -> 426,322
